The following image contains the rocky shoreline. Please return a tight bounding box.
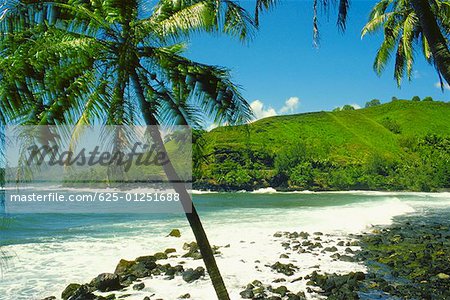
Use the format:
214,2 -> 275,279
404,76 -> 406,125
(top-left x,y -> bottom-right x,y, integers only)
355,211 -> 450,299
42,211 -> 450,300
42,228 -> 364,300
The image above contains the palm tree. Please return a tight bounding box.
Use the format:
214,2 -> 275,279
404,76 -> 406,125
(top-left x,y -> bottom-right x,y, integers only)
0,1 -> 255,299
362,0 -> 450,86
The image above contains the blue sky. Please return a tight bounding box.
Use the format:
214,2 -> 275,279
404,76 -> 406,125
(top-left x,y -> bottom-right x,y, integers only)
185,0 -> 450,119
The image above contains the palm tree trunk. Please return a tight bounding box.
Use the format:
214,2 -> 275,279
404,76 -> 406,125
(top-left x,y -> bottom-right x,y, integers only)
130,72 -> 231,300
411,0 -> 450,85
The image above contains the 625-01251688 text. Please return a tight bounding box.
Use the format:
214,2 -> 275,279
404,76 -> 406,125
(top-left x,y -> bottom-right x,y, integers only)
7,192 -> 181,203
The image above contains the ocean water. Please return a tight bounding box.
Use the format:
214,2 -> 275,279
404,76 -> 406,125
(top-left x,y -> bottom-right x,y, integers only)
0,191 -> 449,300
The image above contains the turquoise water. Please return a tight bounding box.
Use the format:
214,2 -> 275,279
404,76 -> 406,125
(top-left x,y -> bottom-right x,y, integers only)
0,191 -> 434,246
0,191 -> 449,299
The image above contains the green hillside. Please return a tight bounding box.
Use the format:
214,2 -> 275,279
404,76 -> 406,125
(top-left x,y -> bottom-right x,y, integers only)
194,100 -> 450,192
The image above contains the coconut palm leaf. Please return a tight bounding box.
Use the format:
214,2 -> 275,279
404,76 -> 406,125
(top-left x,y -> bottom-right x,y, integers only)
363,0 -> 450,86
254,0 -> 276,26
337,0 -> 350,31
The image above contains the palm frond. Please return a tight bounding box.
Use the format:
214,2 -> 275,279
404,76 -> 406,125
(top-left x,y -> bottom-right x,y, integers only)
435,1 -> 450,35
361,12 -> 394,37
402,12 -> 418,79
421,33 -> 432,62
373,15 -> 401,75
369,0 -> 392,20
313,0 -> 319,48
254,0 -> 276,27
139,1 -> 216,40
337,0 -> 350,31
222,0 -> 255,41
141,45 -> 253,125
394,40 -> 406,85
363,0 -> 450,86
142,0 -> 255,42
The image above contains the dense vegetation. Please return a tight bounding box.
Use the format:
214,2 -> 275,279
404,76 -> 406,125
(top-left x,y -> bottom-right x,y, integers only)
194,100 -> 450,192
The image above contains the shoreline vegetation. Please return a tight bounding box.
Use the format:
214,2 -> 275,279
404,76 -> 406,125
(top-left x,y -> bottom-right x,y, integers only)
192,183 -> 450,194
193,100 -> 450,193
44,208 -> 450,300
191,186 -> 450,194
7,100 -> 448,194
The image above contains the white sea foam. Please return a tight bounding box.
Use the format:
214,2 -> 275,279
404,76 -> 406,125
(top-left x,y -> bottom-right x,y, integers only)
190,189 -> 218,195
1,193 -> 447,299
251,187 -> 277,194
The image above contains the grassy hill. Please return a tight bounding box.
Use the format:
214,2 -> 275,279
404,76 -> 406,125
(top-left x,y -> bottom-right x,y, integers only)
195,100 -> 450,192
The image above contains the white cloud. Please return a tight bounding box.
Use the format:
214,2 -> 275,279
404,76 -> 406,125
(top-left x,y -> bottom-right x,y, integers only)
250,96 -> 301,121
206,123 -> 219,132
434,81 -> 450,90
250,100 -> 277,120
279,97 -> 300,114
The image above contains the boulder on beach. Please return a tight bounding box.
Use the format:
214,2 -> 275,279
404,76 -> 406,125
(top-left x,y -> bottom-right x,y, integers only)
240,280 -> 305,300
114,258 -> 156,279
239,289 -> 254,299
62,283 -> 81,300
182,241 -> 198,251
331,253 -> 341,260
90,273 -> 122,292
273,285 -> 288,297
164,264 -> 184,276
62,284 -> 96,300
306,271 -> 365,299
154,252 -> 168,260
299,231 -> 310,239
251,280 -> 263,287
271,262 -> 297,276
182,267 -> 205,283
130,262 -> 152,278
114,259 -> 136,275
168,229 -> 181,237
182,242 -> 202,260
135,256 -> 157,269
324,246 -> 338,252
165,248 -> 177,254
132,282 -> 145,290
